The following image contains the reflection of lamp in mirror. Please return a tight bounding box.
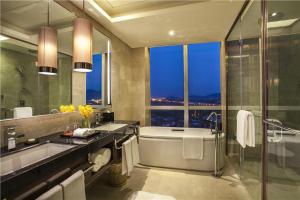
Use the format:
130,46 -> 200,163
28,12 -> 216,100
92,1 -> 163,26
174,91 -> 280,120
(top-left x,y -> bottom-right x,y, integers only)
37,26 -> 58,75
73,17 -> 93,72
37,0 -> 57,75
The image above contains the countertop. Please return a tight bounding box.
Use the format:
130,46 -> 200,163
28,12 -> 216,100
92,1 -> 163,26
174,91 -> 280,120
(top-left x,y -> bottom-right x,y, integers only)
0,120 -> 139,184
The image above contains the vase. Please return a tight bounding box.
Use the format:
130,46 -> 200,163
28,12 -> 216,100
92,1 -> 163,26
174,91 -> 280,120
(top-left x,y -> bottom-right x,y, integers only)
82,118 -> 91,128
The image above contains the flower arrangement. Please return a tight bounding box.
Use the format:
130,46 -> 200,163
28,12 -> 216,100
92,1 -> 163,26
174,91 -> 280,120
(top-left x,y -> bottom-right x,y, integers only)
60,104 -> 75,113
78,105 -> 94,128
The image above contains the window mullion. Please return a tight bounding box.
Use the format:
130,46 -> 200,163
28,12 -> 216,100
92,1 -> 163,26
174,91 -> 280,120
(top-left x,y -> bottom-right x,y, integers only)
184,44 -> 189,127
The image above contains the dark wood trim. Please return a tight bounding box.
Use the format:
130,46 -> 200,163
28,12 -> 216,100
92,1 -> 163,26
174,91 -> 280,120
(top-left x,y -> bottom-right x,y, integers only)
225,0 -> 250,41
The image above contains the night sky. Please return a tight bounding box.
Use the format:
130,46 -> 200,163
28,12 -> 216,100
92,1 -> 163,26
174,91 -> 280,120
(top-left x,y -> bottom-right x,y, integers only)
87,54 -> 102,92
150,42 -> 220,98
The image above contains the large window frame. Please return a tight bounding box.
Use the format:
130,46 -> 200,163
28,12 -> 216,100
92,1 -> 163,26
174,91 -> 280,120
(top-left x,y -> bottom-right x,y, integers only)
149,44 -> 221,127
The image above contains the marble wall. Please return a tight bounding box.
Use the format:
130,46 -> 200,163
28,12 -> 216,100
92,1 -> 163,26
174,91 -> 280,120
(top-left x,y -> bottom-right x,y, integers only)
0,112 -> 82,147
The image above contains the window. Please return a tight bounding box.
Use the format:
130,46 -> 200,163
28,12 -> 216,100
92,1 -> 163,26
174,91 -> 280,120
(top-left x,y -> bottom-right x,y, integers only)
86,54 -> 102,105
188,42 -> 221,106
150,45 -> 184,106
151,110 -> 184,127
149,42 -> 221,128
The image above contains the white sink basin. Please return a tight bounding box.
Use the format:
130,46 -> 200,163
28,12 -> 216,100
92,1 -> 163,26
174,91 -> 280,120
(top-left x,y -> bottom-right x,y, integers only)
93,123 -> 128,132
0,143 -> 76,176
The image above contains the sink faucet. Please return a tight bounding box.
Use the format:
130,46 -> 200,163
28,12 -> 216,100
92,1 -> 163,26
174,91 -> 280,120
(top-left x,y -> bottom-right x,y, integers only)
7,127 -> 25,150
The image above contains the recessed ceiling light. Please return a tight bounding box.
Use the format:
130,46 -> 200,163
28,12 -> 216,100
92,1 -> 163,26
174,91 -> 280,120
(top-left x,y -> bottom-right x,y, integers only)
271,12 -> 277,17
0,34 -> 9,41
168,30 -> 175,36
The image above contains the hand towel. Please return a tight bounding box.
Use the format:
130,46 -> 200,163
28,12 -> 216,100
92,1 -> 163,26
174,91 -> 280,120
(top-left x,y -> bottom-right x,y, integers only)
130,135 -> 140,165
237,110 -> 255,148
13,107 -> 32,118
36,185 -> 63,200
122,139 -> 133,176
246,111 -> 255,147
60,170 -> 86,200
182,136 -> 204,160
237,110 -> 248,148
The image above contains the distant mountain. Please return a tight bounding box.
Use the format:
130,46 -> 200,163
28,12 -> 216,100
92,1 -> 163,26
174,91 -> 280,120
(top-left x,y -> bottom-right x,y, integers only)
189,93 -> 221,104
86,89 -> 101,100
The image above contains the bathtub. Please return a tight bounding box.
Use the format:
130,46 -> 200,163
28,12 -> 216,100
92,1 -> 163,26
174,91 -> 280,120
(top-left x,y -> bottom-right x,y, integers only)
139,127 -> 225,171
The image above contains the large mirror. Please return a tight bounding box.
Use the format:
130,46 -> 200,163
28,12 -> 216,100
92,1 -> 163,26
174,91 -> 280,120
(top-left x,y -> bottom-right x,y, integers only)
0,0 -> 111,120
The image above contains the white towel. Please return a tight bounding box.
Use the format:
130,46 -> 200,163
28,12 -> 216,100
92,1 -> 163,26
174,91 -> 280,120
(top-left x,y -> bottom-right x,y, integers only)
182,136 -> 204,160
246,112 -> 255,147
237,110 -> 255,148
73,128 -> 91,138
60,170 -> 86,200
90,148 -> 112,172
130,135 -> 140,165
36,185 -> 63,200
13,107 -> 32,118
98,148 -> 112,166
122,139 -> 133,176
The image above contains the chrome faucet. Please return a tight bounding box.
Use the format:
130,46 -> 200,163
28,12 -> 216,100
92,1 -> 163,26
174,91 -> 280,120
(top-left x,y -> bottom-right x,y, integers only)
206,112 -> 221,131
7,127 -> 24,150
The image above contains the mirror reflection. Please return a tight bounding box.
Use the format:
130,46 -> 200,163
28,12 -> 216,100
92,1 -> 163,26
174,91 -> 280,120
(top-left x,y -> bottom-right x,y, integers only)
0,0 -> 111,120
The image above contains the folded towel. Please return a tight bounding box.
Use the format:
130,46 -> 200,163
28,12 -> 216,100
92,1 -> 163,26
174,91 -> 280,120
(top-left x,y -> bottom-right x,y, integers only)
237,110 -> 255,148
183,136 -> 204,160
122,139 -> 133,176
73,128 -> 92,138
36,185 -> 63,200
13,107 -> 32,118
130,136 -> 140,165
60,170 -> 86,200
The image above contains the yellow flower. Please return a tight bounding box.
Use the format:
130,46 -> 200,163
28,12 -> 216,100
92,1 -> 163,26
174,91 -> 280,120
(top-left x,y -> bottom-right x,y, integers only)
60,104 -> 75,113
78,105 -> 94,119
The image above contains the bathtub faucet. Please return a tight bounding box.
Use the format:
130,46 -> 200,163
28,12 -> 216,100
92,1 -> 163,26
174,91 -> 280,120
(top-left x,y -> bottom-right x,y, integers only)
206,112 -> 221,132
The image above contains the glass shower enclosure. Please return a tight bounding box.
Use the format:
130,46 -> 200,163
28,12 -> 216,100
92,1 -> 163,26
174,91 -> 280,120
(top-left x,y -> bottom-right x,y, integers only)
225,0 -> 300,200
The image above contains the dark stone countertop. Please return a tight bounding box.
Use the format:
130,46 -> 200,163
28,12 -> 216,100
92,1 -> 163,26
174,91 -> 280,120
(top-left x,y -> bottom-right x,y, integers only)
0,120 -> 139,184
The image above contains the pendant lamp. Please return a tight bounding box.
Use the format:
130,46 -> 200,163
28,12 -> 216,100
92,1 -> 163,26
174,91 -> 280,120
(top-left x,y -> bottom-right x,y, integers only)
73,0 -> 93,72
37,1 -> 57,75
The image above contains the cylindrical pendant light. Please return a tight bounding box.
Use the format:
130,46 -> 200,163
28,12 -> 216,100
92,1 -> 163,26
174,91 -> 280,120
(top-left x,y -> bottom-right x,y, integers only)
37,0 -> 57,75
73,17 -> 93,72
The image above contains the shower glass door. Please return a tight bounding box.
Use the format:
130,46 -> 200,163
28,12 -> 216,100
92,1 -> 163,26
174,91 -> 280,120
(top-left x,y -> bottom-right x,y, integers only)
266,1 -> 300,199
226,1 -> 262,200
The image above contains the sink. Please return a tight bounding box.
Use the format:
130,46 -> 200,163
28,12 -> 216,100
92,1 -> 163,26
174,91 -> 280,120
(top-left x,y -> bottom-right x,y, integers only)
93,123 -> 128,132
0,143 -> 76,176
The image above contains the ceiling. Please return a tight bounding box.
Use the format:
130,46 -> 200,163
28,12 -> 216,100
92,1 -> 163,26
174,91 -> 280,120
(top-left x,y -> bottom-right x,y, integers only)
0,0 -> 109,56
71,0 -> 245,48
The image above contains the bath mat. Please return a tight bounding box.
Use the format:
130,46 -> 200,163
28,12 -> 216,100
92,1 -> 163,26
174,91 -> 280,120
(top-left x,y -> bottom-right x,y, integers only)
128,191 -> 176,200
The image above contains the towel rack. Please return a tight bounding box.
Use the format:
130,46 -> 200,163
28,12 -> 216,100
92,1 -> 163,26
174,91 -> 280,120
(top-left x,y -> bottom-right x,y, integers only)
263,119 -> 300,135
114,135 -> 128,150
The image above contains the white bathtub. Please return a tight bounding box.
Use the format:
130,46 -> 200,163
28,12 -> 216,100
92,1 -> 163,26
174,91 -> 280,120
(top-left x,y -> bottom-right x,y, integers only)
139,127 -> 225,171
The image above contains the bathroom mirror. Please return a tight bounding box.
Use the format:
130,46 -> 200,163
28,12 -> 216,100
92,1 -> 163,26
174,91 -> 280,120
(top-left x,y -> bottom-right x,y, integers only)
0,0 -> 111,120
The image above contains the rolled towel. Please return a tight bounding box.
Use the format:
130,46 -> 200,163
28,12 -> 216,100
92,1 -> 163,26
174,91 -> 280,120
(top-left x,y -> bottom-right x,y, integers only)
73,128 -> 91,138
98,148 -> 112,166
92,163 -> 103,172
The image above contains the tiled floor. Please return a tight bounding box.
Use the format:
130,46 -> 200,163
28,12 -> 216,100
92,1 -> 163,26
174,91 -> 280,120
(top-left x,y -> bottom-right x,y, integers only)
86,160 -> 252,200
